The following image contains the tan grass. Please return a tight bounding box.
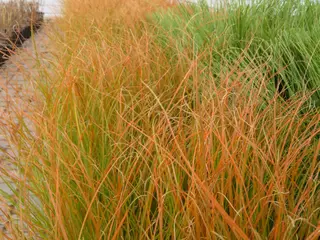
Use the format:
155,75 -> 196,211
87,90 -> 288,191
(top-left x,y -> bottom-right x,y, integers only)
0,0 -> 39,41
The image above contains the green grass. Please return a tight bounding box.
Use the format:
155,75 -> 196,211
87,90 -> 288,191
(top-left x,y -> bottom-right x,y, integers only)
0,0 -> 319,239
150,0 -> 320,106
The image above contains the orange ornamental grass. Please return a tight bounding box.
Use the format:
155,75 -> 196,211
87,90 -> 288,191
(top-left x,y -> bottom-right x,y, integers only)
0,0 -> 319,239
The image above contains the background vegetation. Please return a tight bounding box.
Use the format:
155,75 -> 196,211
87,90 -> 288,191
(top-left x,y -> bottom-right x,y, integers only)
151,0 -> 320,106
0,0 -> 319,239
0,0 -> 40,40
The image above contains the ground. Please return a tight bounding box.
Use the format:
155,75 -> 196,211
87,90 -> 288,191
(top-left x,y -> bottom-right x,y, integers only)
0,27 -> 50,237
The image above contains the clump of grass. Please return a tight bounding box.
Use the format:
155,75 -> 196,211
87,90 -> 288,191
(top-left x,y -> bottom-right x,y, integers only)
0,0 -> 40,40
0,0 -> 319,239
150,0 -> 320,106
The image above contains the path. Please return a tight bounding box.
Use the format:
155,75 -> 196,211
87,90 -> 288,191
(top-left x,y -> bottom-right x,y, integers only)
0,27 -> 50,237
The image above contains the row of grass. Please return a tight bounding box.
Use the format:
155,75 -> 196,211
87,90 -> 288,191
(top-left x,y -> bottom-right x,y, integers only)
0,0 -> 319,239
150,0 -> 320,106
0,0 -> 39,41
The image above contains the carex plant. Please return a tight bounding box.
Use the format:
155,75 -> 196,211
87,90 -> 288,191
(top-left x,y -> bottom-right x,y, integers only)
0,0 -> 319,239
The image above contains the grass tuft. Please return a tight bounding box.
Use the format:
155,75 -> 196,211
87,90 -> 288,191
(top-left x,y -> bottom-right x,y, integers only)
0,0 -> 319,239
0,0 -> 40,40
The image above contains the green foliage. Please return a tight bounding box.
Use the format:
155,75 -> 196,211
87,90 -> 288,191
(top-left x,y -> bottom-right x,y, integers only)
150,0 -> 320,105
